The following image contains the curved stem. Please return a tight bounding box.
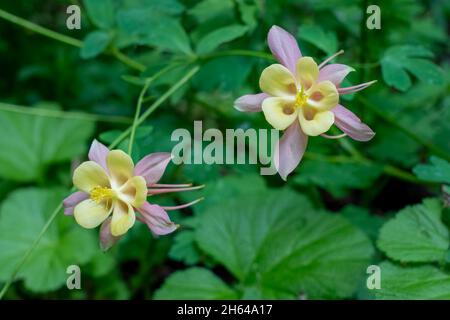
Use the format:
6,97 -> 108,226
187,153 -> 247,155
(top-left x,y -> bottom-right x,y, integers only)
0,102 -> 132,124
110,66 -> 200,149
0,8 -> 144,71
128,80 -> 151,154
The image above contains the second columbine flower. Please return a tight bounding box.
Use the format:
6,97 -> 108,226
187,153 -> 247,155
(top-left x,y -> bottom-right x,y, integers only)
235,25 -> 376,180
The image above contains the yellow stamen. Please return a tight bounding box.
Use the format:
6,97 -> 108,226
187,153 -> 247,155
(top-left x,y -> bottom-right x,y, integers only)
295,88 -> 308,108
90,186 -> 115,203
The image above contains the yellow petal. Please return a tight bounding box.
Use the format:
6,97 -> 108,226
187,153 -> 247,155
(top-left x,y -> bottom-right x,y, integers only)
298,109 -> 335,136
119,176 -> 147,208
110,200 -> 136,236
73,161 -> 110,193
262,97 -> 298,130
107,150 -> 134,188
259,64 -> 297,97
74,199 -> 112,229
296,57 -> 319,90
306,80 -> 339,111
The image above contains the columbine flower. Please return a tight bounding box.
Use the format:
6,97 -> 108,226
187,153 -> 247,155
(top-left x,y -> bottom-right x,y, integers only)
235,25 -> 376,180
63,140 -> 202,250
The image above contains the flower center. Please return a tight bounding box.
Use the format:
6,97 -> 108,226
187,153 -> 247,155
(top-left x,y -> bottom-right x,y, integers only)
295,88 -> 308,108
90,186 -> 116,203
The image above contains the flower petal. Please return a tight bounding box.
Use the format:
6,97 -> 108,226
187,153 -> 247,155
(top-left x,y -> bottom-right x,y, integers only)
332,104 -> 375,141
267,25 -> 302,75
338,80 -> 377,94
74,199 -> 112,229
299,109 -> 335,136
99,217 -> 121,251
73,161 -> 110,193
262,97 -> 298,130
259,64 -> 297,98
234,93 -> 269,112
119,176 -> 147,208
63,191 -> 89,216
88,139 -> 109,171
317,64 -> 354,86
134,152 -> 172,185
107,150 -> 134,187
110,200 -> 136,236
138,202 -> 178,235
306,80 -> 339,111
296,57 -> 319,90
274,121 -> 308,181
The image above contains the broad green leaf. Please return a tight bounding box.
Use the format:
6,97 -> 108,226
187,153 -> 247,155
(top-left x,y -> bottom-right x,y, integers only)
376,262 -> 450,299
154,268 -> 238,299
80,31 -> 113,59
117,9 -> 192,54
83,0 -> 115,29
196,25 -> 248,54
0,188 -> 97,292
340,205 -> 386,241
168,231 -> 201,265
413,156 -> 450,184
188,0 -> 234,23
195,189 -> 374,299
298,25 -> 338,55
293,160 -> 382,197
381,45 -> 444,91
0,106 -> 94,182
377,198 -> 449,263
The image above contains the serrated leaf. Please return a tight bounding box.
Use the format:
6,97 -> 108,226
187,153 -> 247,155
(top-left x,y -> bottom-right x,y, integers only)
381,45 -> 444,91
377,198 -> 449,263
293,160 -> 382,197
195,189 -> 373,299
83,0 -> 115,29
80,31 -> 113,59
376,262 -> 450,299
413,156 -> 450,184
168,231 -> 201,265
0,188 -> 97,292
154,268 -> 238,299
298,25 -> 338,55
196,25 -> 248,54
117,9 -> 192,54
0,106 -> 94,182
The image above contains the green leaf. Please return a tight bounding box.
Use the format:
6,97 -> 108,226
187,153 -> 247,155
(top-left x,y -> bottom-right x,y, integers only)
0,106 -> 94,182
195,189 -> 374,299
196,25 -> 248,54
154,268 -> 238,299
80,31 -> 113,59
83,0 -> 115,29
117,9 -> 192,54
188,0 -> 234,23
377,198 -> 449,263
293,160 -> 382,197
168,231 -> 201,265
381,45 -> 444,91
413,156 -> 450,184
0,188 -> 97,292
376,262 -> 450,299
298,25 -> 338,55
340,205 -> 386,241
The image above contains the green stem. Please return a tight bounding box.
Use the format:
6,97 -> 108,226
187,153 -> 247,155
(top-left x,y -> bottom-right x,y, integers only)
0,203 -> 63,299
199,49 -> 275,62
128,80 -> 151,154
0,8 -> 144,72
0,102 -> 132,124
358,96 -> 450,162
110,66 -> 200,149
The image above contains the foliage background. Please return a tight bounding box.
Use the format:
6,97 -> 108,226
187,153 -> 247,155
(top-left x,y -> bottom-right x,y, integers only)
0,0 -> 449,299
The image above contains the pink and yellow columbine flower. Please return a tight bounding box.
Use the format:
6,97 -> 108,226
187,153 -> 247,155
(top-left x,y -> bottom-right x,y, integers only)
235,26 -> 376,180
63,140 -> 202,250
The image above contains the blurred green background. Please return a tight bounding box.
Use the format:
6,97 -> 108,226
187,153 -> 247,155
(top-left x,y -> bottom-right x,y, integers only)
0,0 -> 449,299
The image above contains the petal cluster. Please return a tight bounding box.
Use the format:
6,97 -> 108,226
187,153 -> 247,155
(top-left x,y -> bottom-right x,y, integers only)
234,25 -> 376,180
64,140 -> 202,250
